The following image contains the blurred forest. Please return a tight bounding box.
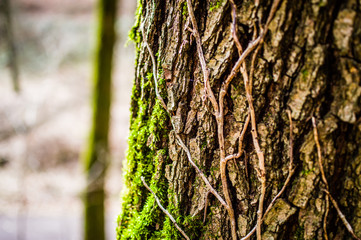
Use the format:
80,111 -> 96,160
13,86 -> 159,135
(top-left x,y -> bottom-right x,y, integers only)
0,0 -> 136,239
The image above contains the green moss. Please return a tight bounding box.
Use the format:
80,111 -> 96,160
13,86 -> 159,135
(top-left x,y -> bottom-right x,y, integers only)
209,0 -> 223,12
301,69 -> 309,79
128,1 -> 142,45
118,4 -> 198,236
201,139 -> 207,151
301,167 -> 314,176
182,2 -> 188,16
116,69 -> 171,239
157,197 -> 184,240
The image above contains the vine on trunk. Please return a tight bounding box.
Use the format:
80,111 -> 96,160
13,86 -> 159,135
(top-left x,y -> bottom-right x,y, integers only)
131,0 -> 361,239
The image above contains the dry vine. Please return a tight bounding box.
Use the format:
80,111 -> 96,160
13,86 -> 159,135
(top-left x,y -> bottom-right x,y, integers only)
140,11 -> 228,237
133,1 -> 361,239
139,0 -> 299,239
185,0 -> 283,238
227,0 -> 281,239
241,110 -> 295,240
312,117 -> 360,240
312,117 -> 330,240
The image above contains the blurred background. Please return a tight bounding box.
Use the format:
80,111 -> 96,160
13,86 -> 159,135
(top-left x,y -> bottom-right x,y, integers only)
0,0 -> 136,239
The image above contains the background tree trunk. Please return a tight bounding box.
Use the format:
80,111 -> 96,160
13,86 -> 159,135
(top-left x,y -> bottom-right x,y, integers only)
1,0 -> 20,92
117,0 -> 361,239
84,0 -> 117,240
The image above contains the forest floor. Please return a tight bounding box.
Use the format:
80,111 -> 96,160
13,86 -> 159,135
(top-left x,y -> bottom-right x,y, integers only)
0,0 -> 136,239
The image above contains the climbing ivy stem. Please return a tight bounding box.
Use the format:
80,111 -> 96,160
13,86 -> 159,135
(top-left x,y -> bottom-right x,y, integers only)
312,117 -> 330,239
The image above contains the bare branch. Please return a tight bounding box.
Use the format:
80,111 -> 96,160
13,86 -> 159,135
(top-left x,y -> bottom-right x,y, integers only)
186,1 -> 238,239
313,115 -> 360,240
141,176 -> 190,240
242,44 -> 266,240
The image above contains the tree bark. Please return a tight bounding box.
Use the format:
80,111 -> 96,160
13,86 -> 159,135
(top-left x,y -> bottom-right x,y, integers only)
117,0 -> 361,239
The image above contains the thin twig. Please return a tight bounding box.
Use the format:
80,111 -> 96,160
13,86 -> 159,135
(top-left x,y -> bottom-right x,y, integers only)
220,0 -> 282,96
323,189 -> 361,240
221,35 -> 262,95
324,195 -> 330,240
242,39 -> 266,240
314,117 -> 360,239
141,176 -> 190,240
225,1 -> 281,238
314,116 -> 360,240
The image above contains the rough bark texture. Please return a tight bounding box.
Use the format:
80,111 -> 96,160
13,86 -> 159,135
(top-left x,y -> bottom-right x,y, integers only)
117,0 -> 361,239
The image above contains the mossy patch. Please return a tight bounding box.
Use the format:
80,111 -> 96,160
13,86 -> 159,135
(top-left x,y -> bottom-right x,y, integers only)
128,1 -> 142,46
116,87 -> 171,239
209,0 -> 224,12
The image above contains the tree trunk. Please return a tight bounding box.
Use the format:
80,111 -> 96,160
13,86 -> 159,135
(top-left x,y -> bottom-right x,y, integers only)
84,0 -> 117,240
117,0 -> 361,239
1,0 -> 20,92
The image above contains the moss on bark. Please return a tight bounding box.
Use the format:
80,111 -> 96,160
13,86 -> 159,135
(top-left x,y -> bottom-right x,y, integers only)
118,0 -> 361,239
